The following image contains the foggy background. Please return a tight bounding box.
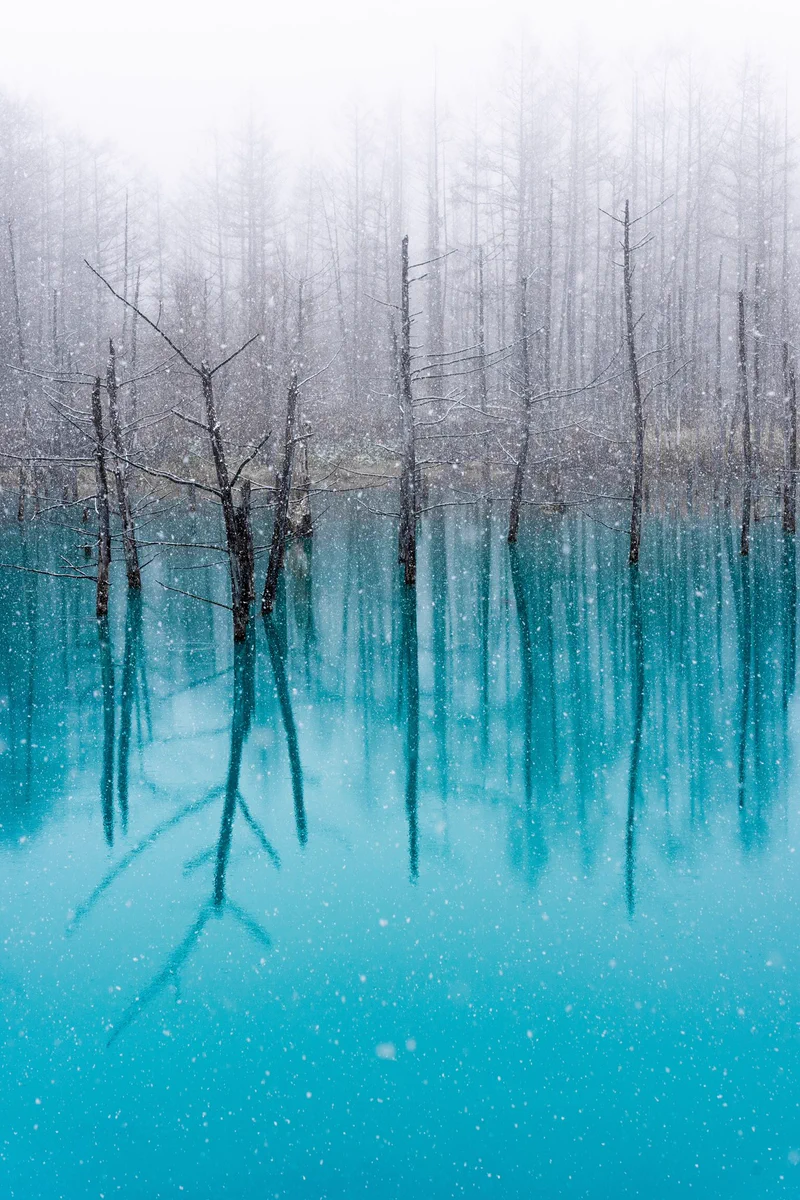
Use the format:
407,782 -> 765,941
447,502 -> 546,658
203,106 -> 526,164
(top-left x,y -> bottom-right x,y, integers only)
3,0 -> 797,184
2,0 -> 800,539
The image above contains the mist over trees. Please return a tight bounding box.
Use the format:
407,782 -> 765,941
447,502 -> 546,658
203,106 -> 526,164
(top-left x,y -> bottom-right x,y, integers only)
0,50 -> 797,610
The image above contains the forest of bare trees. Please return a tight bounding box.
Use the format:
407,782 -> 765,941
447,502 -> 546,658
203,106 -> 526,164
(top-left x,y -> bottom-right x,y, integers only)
0,52 -> 798,633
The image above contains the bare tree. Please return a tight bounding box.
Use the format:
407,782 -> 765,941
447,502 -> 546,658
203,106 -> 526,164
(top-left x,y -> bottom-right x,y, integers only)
90,375 -> 112,619
262,370 -> 299,615
783,341 -> 797,535
508,275 -> 533,544
86,261 -> 263,641
289,419 -> 314,538
397,235 -> 417,585
622,200 -> 645,565
7,220 -> 37,519
105,339 -> 141,589
738,290 -> 752,556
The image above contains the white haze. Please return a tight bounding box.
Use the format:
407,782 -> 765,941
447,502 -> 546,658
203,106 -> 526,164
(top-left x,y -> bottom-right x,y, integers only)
2,0 -> 798,185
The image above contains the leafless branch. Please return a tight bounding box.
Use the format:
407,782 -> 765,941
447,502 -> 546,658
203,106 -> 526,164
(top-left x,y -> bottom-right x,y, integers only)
208,333 -> 261,376
157,580 -> 233,610
230,429 -> 272,488
85,260 -> 199,373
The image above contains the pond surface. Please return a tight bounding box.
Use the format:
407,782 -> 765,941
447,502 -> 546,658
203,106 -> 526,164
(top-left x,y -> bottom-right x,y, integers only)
1,508 -> 800,1198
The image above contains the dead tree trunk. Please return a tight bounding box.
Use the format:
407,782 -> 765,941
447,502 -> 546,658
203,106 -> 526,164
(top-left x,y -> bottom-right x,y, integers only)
398,235 -> 417,585
477,246 -> 490,494
262,371 -> 299,616
783,341 -> 797,535
716,256 -> 727,489
508,275 -> 532,544
289,420 -> 314,538
91,376 -> 112,619
236,478 -> 255,604
8,221 -> 37,520
86,260 -> 262,644
200,363 -> 250,641
623,200 -> 645,566
129,267 -> 141,447
739,290 -> 752,556
105,339 -> 141,589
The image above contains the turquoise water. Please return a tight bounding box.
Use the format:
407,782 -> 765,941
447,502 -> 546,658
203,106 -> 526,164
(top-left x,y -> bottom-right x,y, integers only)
2,509 -> 800,1198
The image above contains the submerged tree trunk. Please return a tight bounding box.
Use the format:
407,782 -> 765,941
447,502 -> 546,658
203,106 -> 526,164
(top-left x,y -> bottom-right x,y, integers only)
738,291 -> 752,556
105,339 -> 141,589
623,200 -> 645,566
86,260 -> 261,642
508,275 -> 533,544
289,420 -> 313,538
262,370 -> 299,616
118,589 -> 143,836
200,363 -> 249,641
236,478 -> 255,605
91,376 -> 112,619
98,614 -> 115,846
783,341 -> 797,535
398,235 -> 417,585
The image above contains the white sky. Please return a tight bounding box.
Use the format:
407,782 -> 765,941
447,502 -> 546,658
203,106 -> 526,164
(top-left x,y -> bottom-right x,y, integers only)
1,0 -> 798,184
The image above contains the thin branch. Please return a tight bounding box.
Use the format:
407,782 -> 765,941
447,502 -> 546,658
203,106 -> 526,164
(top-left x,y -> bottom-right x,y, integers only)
171,409 -> 211,433
3,362 -> 94,386
85,260 -> 199,373
118,354 -> 179,388
409,249 -> 458,269
230,429 -> 272,489
105,448 -> 221,496
157,580 -> 233,610
297,343 -> 343,390
208,333 -> 261,376
353,496 -> 400,518
0,451 -> 93,465
0,562 -> 96,581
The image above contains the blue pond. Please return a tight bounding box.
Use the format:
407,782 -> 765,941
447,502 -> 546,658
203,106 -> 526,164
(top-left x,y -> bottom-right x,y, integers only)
1,508 -> 800,1198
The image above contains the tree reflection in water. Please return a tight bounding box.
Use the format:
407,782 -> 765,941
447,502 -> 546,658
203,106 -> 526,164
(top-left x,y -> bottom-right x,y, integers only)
7,505 -> 791,1041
